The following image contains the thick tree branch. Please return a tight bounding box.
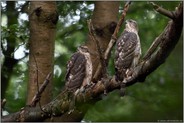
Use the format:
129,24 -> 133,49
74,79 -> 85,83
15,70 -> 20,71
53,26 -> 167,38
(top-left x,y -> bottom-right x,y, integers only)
2,2 -> 183,122
124,2 -> 183,85
150,2 -> 176,19
143,2 -> 182,61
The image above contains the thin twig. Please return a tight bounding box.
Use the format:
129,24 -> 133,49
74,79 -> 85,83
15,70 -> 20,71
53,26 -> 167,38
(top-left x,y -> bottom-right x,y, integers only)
112,1 -> 132,39
150,2 -> 176,20
31,55 -> 49,113
30,72 -> 52,107
25,59 -> 46,76
87,19 -> 107,77
11,42 -> 26,56
105,1 -> 131,60
32,54 -> 40,107
1,41 -> 6,55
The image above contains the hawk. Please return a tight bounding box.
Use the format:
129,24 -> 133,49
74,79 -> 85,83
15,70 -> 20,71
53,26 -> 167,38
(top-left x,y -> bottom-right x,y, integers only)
115,19 -> 141,96
65,45 -> 93,95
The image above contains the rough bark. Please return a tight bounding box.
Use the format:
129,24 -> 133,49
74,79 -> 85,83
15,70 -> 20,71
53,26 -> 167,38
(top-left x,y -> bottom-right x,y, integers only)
27,2 -> 58,106
1,1 -> 19,99
1,2 -> 183,122
85,1 -> 120,82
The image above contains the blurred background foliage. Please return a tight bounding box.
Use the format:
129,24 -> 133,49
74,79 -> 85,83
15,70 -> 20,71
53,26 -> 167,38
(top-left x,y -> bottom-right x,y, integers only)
1,1 -> 183,121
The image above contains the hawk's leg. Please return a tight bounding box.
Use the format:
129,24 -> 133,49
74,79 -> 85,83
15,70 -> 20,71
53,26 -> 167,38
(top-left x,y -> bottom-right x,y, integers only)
68,89 -> 80,114
120,82 -> 126,96
120,68 -> 134,96
80,82 -> 95,101
101,77 -> 110,96
125,68 -> 134,78
79,86 -> 87,102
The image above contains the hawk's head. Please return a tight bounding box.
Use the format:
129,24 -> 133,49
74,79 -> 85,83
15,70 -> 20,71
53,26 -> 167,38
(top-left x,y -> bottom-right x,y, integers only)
125,19 -> 138,32
78,45 -> 89,54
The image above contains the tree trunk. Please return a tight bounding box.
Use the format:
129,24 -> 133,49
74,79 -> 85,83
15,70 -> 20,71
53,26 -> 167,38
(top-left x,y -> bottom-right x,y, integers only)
27,2 -> 58,106
1,1 -> 19,99
85,1 -> 120,82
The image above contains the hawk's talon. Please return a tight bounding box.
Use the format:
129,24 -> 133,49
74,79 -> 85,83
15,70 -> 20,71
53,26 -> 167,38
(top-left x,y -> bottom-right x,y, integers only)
120,82 -> 126,97
101,77 -> 110,96
104,90 -> 107,96
68,109 -> 74,114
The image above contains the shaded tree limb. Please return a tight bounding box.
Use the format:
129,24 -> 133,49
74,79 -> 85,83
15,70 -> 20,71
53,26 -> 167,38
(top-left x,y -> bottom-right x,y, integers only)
1,2 -> 183,122
143,2 -> 181,61
57,23 -> 83,39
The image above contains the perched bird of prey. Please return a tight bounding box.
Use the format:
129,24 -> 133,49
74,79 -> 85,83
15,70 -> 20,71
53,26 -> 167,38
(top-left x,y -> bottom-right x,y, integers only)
65,45 -> 93,95
115,19 -> 141,96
